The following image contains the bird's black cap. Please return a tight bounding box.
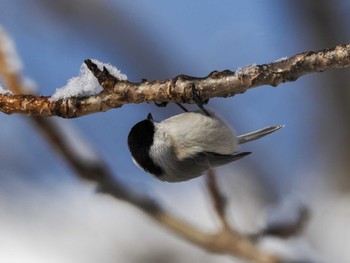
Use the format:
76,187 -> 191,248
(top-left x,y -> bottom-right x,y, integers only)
128,117 -> 164,177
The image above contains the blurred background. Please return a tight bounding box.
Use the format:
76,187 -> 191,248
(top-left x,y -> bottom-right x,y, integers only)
0,0 -> 350,262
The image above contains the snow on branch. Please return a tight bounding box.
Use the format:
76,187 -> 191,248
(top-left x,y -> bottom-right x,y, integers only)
0,85 -> 12,95
51,59 -> 127,100
0,43 -> 349,118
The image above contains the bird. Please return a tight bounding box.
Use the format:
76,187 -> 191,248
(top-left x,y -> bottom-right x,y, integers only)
128,109 -> 283,182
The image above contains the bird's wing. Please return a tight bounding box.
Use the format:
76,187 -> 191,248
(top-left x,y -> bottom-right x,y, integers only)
205,151 -> 251,167
237,125 -> 284,144
164,151 -> 250,182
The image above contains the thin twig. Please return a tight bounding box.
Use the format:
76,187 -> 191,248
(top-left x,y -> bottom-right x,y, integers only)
0,44 -> 349,118
206,169 -> 230,229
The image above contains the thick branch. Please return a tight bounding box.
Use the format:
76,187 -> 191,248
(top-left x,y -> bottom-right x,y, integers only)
0,43 -> 349,118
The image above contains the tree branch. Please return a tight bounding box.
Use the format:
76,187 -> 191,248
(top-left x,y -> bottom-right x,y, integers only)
0,43 -> 349,118
206,169 -> 230,229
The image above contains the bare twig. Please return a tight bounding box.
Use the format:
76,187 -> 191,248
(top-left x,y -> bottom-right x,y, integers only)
0,44 -> 349,118
0,26 -> 280,263
206,169 -> 230,229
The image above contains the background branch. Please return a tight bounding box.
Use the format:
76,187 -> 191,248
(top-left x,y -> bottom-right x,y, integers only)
206,169 -> 230,229
0,44 -> 349,118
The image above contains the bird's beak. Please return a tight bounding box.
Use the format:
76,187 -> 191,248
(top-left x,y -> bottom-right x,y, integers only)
147,113 -> 153,121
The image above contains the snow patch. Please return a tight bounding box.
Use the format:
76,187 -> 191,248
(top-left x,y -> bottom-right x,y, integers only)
234,64 -> 258,77
51,59 -> 127,101
275,56 -> 288,62
0,85 -> 12,95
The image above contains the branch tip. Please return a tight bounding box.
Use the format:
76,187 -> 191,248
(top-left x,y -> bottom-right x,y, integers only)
84,59 -> 95,70
84,58 -> 119,89
103,66 -> 110,74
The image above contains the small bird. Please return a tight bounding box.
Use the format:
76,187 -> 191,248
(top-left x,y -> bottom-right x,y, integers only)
128,110 -> 283,182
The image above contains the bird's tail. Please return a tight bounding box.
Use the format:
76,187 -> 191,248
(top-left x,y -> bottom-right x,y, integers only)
238,125 -> 284,144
